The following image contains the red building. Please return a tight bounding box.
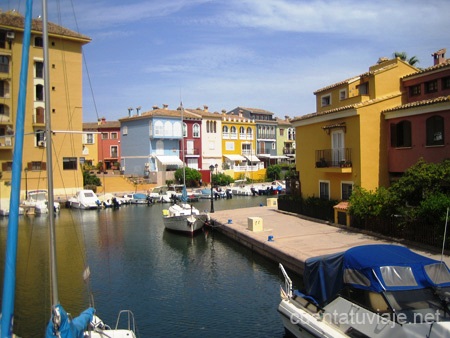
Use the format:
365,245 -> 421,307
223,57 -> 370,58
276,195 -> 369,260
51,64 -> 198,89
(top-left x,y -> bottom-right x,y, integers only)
384,49 -> 450,178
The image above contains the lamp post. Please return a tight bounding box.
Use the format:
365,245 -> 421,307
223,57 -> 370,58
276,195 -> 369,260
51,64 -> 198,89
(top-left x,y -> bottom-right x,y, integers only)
24,168 -> 28,200
209,164 -> 215,213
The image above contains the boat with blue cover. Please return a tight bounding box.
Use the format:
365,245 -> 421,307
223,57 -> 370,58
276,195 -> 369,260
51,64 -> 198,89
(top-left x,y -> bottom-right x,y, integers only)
279,244 -> 450,337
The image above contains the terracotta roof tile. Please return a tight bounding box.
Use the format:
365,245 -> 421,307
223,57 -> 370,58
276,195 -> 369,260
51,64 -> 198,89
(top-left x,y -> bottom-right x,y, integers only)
382,95 -> 450,113
402,60 -> 450,79
0,10 -> 90,41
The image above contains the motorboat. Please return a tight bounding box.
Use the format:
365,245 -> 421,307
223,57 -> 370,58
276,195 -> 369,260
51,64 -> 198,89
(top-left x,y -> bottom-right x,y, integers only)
230,180 -> 252,196
148,186 -> 174,203
21,189 -> 61,214
97,193 -> 121,208
162,186 -> 209,235
67,189 -> 101,210
278,244 -> 450,338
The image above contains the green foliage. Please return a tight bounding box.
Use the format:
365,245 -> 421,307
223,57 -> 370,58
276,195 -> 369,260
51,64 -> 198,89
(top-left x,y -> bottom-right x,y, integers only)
266,164 -> 282,181
213,172 -> 234,186
83,170 -> 101,187
412,192 -> 450,224
174,167 -> 202,187
349,186 -> 397,219
390,159 -> 450,206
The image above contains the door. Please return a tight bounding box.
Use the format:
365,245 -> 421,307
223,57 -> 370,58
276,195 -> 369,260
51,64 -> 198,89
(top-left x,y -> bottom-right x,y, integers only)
331,130 -> 345,166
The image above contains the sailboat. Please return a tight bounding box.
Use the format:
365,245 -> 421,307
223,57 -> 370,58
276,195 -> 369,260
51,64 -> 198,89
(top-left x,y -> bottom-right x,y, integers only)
162,104 -> 209,235
1,1 -> 136,336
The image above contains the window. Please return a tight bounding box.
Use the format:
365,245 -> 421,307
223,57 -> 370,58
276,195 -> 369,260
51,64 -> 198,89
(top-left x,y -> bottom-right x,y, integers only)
279,128 -> 284,136
321,94 -> 331,107
271,142 -> 275,150
225,141 -> 235,151
0,103 -> 8,117
101,132 -> 108,139
1,161 -> 12,171
319,181 -> 330,200
193,123 -> 200,138
0,31 -> 5,49
63,157 -> 77,170
247,127 -> 253,139
35,84 -> 44,101
0,80 -> 9,97
339,89 -> 347,100
425,80 -> 438,93
173,121 -> 182,137
331,130 -> 345,165
409,84 -> 421,96
86,133 -> 94,144
123,126 -> 128,135
183,123 -> 187,137
110,132 -> 118,139
342,182 -> 353,200
110,146 -> 118,158
35,107 -> 44,123
230,126 -> 237,139
222,126 -> 229,138
358,82 -> 368,95
31,161 -> 45,171
390,121 -> 412,148
0,56 -> 9,73
35,129 -> 45,143
442,77 -> 450,90
426,115 -> 444,146
35,61 -> 43,78
164,121 -> 173,136
154,121 -> 163,136
34,36 -> 43,47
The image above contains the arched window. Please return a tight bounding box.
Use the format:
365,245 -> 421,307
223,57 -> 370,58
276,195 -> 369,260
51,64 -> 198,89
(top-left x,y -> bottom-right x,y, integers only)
193,123 -> 200,137
164,121 -> 172,136
390,120 -> 411,148
426,115 -> 444,146
154,121 -> 163,136
222,126 -> 229,133
173,121 -> 182,137
247,127 -> 253,139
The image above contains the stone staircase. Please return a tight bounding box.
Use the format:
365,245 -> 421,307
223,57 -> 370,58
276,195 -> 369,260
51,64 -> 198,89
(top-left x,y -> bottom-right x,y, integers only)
95,174 -> 156,194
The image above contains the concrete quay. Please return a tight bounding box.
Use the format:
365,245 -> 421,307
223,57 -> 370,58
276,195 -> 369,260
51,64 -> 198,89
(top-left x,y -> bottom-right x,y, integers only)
209,205 -> 450,275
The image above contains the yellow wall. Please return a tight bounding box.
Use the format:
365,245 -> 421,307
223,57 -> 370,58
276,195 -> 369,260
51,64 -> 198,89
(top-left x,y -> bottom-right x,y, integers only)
296,58 -> 417,200
1,24 -> 89,201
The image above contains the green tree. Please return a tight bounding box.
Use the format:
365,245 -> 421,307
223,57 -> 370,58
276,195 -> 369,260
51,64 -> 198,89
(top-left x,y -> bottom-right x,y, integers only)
212,172 -> 234,186
393,51 -> 419,66
349,186 -> 397,219
266,164 -> 282,181
174,167 -> 202,187
83,170 -> 101,187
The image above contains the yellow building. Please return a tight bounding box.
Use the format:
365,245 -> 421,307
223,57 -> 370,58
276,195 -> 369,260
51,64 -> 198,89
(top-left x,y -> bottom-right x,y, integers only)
0,10 -> 90,206
221,114 -> 265,180
292,57 -> 417,219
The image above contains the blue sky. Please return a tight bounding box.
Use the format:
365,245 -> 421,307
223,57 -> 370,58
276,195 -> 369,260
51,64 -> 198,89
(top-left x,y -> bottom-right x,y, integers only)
9,0 -> 450,121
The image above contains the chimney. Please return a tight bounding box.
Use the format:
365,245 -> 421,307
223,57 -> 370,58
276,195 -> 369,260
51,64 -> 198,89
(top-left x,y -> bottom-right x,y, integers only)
285,115 -> 290,120
377,57 -> 389,64
432,48 -> 447,65
162,104 -> 169,110
203,105 -> 208,112
152,105 -> 159,110
221,109 -> 227,114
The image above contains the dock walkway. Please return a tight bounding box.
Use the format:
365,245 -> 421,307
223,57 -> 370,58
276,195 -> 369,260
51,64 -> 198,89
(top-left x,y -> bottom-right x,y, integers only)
210,205 -> 450,274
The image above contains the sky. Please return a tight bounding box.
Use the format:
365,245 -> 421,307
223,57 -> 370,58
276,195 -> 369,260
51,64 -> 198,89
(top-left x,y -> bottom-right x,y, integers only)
6,0 -> 450,122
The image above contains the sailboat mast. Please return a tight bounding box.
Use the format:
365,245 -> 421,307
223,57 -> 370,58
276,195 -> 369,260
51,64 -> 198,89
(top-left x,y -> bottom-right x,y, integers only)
181,103 -> 186,185
0,1 -> 33,336
42,0 -> 59,307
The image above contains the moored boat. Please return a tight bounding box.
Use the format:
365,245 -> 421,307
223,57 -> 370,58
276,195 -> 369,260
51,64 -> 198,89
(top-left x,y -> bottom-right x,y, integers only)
67,189 -> 100,209
278,244 -> 450,338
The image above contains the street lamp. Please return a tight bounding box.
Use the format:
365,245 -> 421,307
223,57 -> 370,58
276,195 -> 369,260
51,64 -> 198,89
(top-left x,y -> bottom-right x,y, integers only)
24,168 -> 28,200
209,164 -> 215,213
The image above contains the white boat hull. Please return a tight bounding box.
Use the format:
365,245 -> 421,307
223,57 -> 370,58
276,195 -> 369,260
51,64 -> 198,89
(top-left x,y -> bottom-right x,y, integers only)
163,203 -> 209,234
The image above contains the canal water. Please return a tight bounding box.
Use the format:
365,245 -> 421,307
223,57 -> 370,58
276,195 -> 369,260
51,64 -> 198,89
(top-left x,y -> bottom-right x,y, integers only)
0,196 -> 300,337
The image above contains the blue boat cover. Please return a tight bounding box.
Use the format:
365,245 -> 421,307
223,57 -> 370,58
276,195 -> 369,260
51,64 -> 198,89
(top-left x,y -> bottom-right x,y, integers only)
303,244 -> 450,306
45,304 -> 94,338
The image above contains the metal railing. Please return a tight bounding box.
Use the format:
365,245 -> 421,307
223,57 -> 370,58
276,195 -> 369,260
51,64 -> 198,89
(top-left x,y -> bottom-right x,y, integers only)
315,148 -> 352,168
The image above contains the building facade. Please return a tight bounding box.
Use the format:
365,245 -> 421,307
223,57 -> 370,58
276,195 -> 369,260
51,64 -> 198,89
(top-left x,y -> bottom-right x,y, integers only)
0,10 -> 90,207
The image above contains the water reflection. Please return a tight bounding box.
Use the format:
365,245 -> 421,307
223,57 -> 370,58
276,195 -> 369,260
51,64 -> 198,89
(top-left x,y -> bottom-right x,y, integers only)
0,196 -> 291,337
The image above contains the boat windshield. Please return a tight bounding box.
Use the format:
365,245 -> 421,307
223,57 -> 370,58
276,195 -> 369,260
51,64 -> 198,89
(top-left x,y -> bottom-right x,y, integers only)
385,288 -> 450,323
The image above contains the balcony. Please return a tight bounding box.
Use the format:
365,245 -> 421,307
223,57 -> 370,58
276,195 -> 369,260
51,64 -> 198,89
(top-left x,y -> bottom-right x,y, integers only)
0,136 -> 13,150
283,147 -> 295,155
315,148 -> 352,173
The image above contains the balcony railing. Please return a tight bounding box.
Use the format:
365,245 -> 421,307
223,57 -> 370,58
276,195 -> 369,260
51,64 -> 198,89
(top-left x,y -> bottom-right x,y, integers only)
283,148 -> 295,155
315,148 -> 352,168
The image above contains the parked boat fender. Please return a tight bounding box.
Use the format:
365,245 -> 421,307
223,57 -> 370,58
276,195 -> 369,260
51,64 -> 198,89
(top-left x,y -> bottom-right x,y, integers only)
162,209 -> 169,216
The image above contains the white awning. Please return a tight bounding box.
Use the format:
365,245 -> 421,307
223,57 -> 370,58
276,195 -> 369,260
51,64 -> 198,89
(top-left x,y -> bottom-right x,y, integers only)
224,154 -> 246,162
244,155 -> 260,162
156,155 -> 183,166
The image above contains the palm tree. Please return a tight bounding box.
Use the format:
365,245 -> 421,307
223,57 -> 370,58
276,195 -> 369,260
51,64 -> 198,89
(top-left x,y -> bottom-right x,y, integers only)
393,51 -> 419,66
